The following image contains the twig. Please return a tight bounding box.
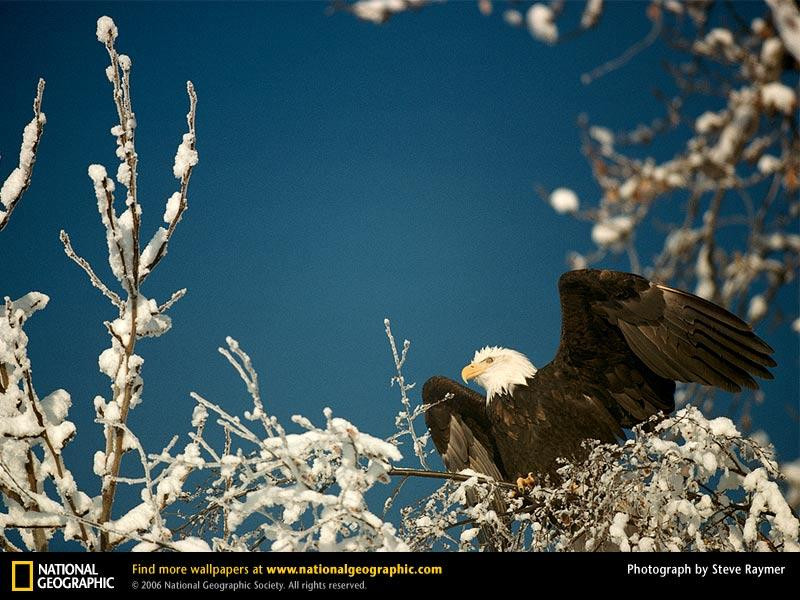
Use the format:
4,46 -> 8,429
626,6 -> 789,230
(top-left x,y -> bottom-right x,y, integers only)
387,466 -> 517,491
0,79 -> 45,232
139,82 -> 198,282
580,18 -> 661,85
60,230 -> 124,309
384,318 -> 428,468
158,288 -> 187,313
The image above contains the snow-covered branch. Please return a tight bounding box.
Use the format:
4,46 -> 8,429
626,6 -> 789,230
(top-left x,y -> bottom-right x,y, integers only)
55,16 -> 200,550
165,338 -> 408,552
384,319 -> 430,469
536,3 -> 799,428
401,407 -> 799,551
0,15 -> 200,551
0,294 -> 95,551
0,78 -> 45,232
3,7 -> 796,554
0,78 -> 93,552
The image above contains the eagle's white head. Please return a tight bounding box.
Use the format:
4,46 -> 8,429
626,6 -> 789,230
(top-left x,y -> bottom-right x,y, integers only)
461,346 -> 537,402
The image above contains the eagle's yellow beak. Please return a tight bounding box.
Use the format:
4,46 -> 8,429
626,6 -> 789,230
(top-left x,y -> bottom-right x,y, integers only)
461,362 -> 488,383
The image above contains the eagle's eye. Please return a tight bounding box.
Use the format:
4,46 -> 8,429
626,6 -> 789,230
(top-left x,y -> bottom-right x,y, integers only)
485,357 -> 494,364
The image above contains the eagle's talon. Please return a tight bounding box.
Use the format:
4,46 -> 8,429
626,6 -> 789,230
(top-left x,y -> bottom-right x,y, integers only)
515,473 -> 536,495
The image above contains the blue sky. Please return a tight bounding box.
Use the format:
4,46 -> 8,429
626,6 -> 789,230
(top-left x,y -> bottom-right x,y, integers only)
1,1 -> 797,546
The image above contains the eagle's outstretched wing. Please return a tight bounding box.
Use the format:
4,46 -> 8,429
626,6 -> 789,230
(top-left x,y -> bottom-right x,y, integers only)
422,376 -> 506,481
554,269 -> 776,427
423,376 -> 510,550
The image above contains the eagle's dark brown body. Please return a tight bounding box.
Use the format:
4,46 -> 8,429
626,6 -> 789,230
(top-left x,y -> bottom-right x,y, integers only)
423,269 -> 775,481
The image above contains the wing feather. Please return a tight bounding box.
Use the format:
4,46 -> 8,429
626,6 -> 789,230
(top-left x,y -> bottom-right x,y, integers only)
422,376 -> 505,481
617,284 -> 775,391
554,269 -> 775,429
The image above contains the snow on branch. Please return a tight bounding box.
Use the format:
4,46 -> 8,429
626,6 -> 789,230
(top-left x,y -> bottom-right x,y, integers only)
0,79 -> 45,232
527,2 -> 799,428
767,0 -> 800,62
0,294 -> 95,551
384,319 -> 430,469
2,12 -> 413,555
3,7 -> 797,555
65,16 -> 199,551
2,15 -> 201,552
401,407 -> 799,552
166,338 -> 408,552
0,78 -> 93,553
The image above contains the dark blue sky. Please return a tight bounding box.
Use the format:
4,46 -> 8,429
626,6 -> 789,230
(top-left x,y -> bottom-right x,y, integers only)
1,2 -> 797,544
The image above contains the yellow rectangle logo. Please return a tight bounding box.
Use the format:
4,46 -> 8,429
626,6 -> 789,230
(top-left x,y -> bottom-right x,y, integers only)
11,561 -> 33,592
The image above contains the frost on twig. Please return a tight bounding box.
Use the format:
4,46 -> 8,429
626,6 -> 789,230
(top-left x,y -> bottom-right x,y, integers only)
402,407 -> 799,552
0,294 -> 95,551
529,3 -> 799,426
0,78 -> 92,552
55,16 -> 198,550
169,338 -> 408,552
384,319 -> 430,469
0,79 -> 45,232
2,16 -> 201,552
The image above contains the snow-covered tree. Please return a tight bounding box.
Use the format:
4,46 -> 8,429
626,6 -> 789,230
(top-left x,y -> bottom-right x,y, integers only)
337,0 -> 800,551
0,16 -> 409,553
342,1 -> 798,343
1,9 -> 797,552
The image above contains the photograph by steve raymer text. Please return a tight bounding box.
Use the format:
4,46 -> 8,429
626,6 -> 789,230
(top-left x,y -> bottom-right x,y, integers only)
0,0 -> 797,591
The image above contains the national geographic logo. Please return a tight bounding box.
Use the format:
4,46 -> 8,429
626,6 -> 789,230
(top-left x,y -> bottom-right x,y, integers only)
11,562 -> 33,592
9,561 -> 115,591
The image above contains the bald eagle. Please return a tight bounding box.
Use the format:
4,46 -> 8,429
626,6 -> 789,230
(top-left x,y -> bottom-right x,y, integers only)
423,269 -> 775,484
